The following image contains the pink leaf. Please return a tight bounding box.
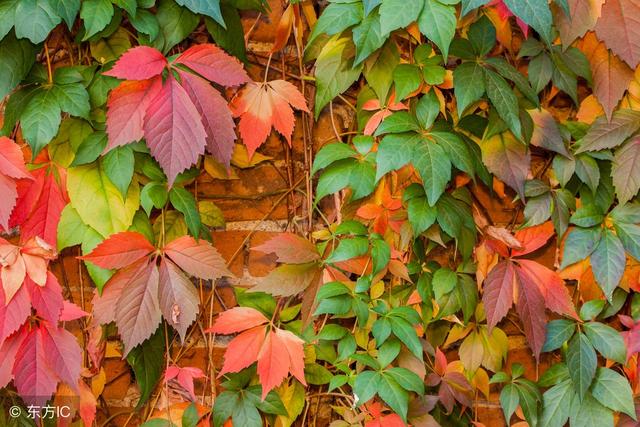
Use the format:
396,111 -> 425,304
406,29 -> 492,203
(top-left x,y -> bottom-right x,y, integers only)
19,168 -> 68,248
27,272 -> 63,323
143,74 -> 207,185
79,231 -> 155,270
252,233 -> 320,264
482,260 -> 515,331
103,46 -> 168,80
0,174 -> 18,231
115,260 -> 162,355
207,306 -> 269,335
158,258 -> 199,342
178,70 -> 236,168
78,380 -> 97,427
59,301 -> 89,321
0,326 -> 26,388
175,44 -> 250,87
0,283 -> 30,342
217,326 -> 266,376
165,365 -> 205,401
517,259 -> 578,319
163,235 -> 232,280
106,78 -> 163,150
92,259 -> 148,325
0,137 -> 30,179
13,326 -> 59,406
41,324 -> 82,392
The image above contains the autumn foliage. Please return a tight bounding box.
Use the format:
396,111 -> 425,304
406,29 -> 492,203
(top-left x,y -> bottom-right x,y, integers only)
3,0 -> 640,426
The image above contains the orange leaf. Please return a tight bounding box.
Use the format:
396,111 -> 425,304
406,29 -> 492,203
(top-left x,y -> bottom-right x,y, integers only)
511,222 -> 555,256
207,306 -> 269,334
79,231 -> 155,270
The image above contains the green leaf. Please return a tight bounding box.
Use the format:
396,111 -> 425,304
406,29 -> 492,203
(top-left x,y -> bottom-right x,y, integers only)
312,143 -> 357,175
353,10 -> 386,66
461,0 -> 489,15
590,367 -> 636,418
21,88 -> 62,157
314,36 -> 363,118
389,317 -> 422,359
407,194 -> 437,234
81,0 -> 115,40
418,0 -> 456,60
569,393 -> 614,427
453,62 -> 485,117
57,204 -> 91,251
112,0 -> 137,16
326,237 -> 369,263
500,383 -> 520,424
0,31 -> 38,100
67,162 -> 140,237
176,0 -> 224,27
72,131 -> 108,166
570,205 -> 604,228
583,322 -> 626,364
566,332 -> 597,399
468,15 -> 495,56
503,0 -> 553,45
591,228 -> 626,301
363,40 -> 399,102
542,319 -> 575,352
431,131 -> 475,176
309,2 -> 363,45
379,0 -> 422,34
385,367 -> 425,394
102,146 -> 135,198
204,4 -> 246,62
432,267 -> 457,300
375,134 -> 418,180
169,187 -> 202,238
14,0 -> 61,43
614,221 -> 640,262
130,9 -> 160,41
576,110 -> 640,154
612,138 -> 640,204
304,364 -> 333,385
413,140 -> 451,205
561,227 -> 601,269
182,403 -> 199,427
375,112 -> 421,135
483,67 -> 522,138
353,371 -> 381,405
52,82 -> 90,119
539,380 -> 572,427
378,373 -> 409,421
127,327 -> 165,409
415,90 -> 440,129
152,0 -> 199,53
393,64 -> 422,101
485,57 -> 539,106
528,54 -> 553,93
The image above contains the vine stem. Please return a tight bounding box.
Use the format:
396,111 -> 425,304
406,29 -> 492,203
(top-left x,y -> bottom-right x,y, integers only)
44,42 -> 53,84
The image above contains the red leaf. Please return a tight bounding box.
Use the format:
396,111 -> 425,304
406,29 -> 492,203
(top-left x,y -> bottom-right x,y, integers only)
0,137 -> 29,179
594,0 -> 640,68
217,326 -> 267,376
143,74 -> 207,185
59,301 -> 89,321
0,174 -> 18,231
13,326 -> 59,406
9,165 -> 45,228
482,260 -> 516,331
256,328 -> 306,399
252,233 -> 320,264
106,78 -> 163,150
27,272 -> 63,323
103,46 -> 168,80
92,259 -> 144,325
207,306 -> 269,334
178,70 -> 236,168
41,323 -> 82,392
517,259 -> 578,319
0,326 -> 26,388
165,365 -> 206,401
515,269 -> 547,360
78,380 -> 97,427
175,44 -> 250,87
163,235 -> 232,280
19,166 -> 68,247
114,260 -> 161,355
0,283 -> 30,342
79,231 -> 155,270
231,80 -> 309,158
158,258 -> 199,342
511,221 -> 554,256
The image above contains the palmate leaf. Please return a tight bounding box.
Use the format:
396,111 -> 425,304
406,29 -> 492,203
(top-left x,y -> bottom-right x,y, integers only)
105,44 -> 248,184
